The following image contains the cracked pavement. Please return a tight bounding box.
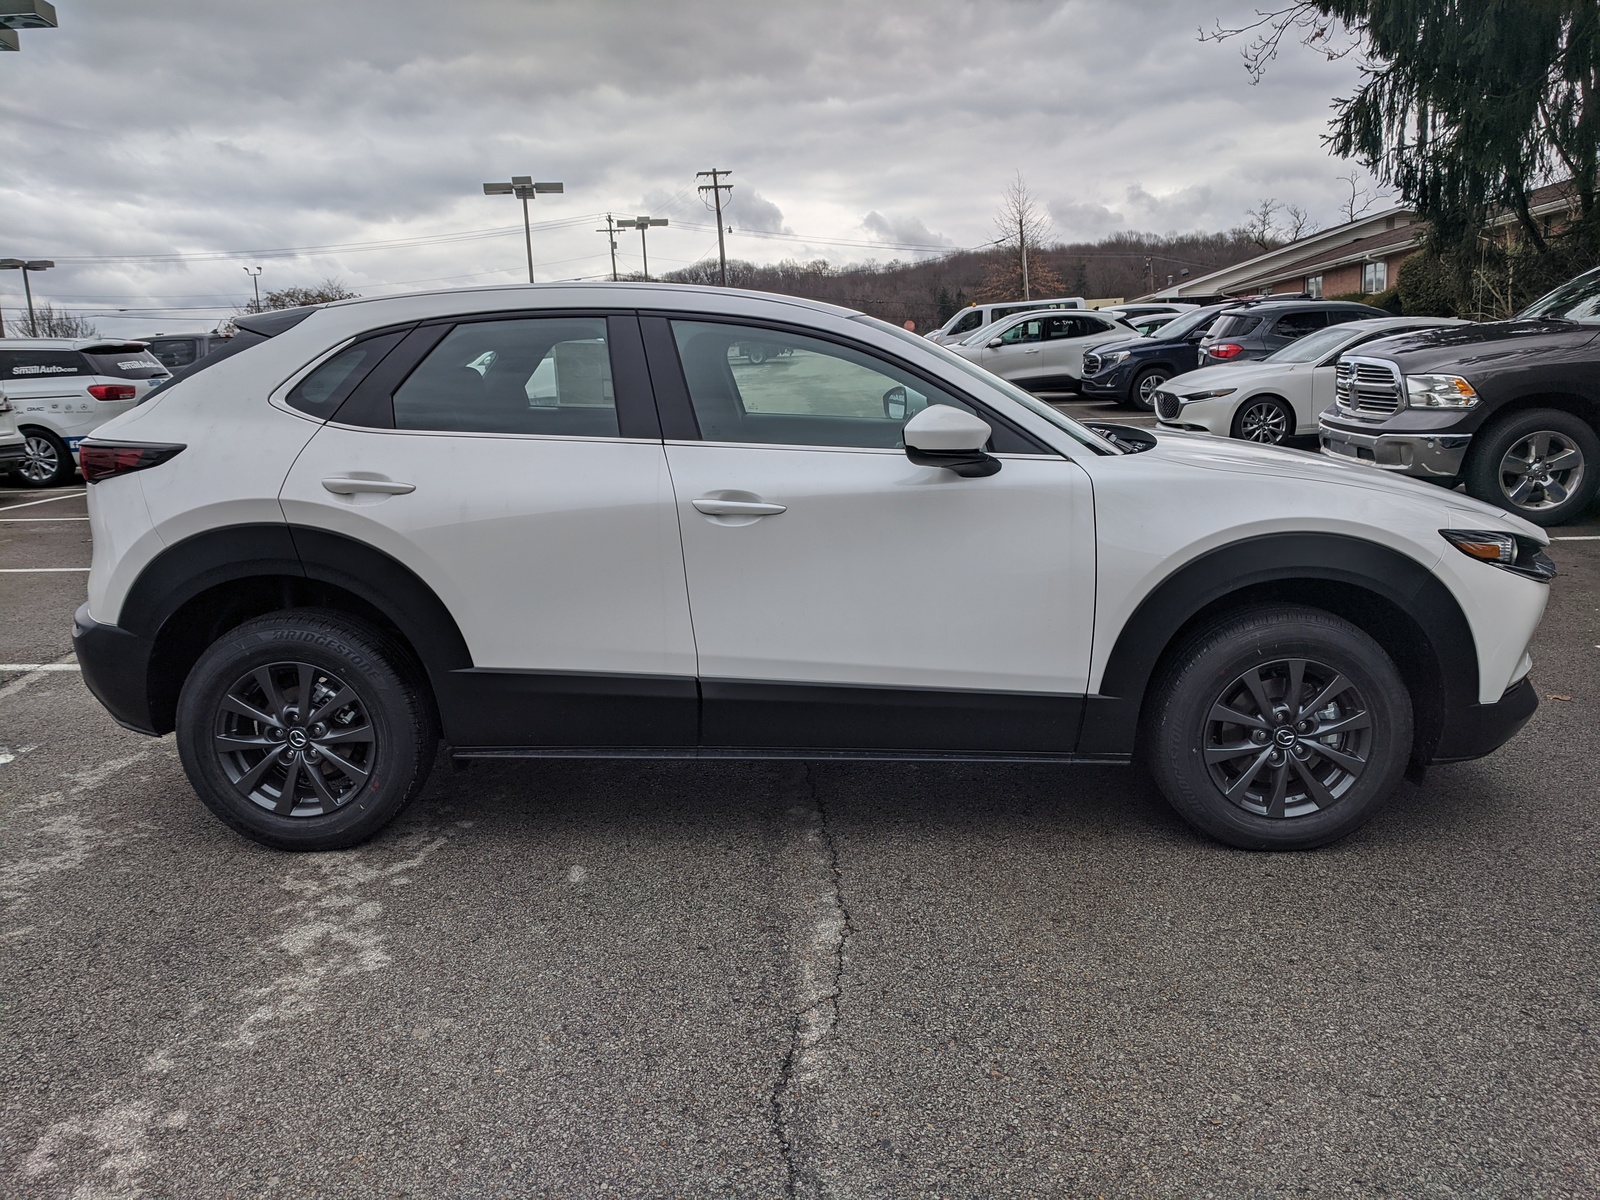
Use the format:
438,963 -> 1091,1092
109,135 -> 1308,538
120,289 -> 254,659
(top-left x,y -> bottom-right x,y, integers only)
2,467 -> 1598,1198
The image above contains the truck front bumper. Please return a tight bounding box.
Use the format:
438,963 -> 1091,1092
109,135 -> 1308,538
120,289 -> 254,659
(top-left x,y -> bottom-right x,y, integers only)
1319,421 -> 1472,478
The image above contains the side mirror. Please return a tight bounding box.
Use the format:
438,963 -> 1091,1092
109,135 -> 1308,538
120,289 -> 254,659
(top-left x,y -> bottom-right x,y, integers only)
883,384 -> 931,420
987,337 -> 1004,349
903,406 -> 1001,478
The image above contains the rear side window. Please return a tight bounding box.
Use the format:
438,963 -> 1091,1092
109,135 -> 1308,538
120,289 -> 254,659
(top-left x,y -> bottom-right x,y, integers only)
147,339 -> 199,370
1209,314 -> 1262,339
1271,311 -> 1327,339
287,332 -> 407,419
0,350 -> 86,379
82,346 -> 168,379
392,317 -> 618,437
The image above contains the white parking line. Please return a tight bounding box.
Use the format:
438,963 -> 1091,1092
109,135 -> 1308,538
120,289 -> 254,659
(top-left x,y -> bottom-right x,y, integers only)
0,567 -> 90,573
0,517 -> 90,523
0,492 -> 86,513
0,664 -> 79,671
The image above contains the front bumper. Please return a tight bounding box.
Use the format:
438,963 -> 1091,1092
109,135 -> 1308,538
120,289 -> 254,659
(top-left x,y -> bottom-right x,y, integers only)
73,603 -> 162,736
1429,677 -> 1538,764
1079,371 -> 1130,400
1319,421 -> 1471,478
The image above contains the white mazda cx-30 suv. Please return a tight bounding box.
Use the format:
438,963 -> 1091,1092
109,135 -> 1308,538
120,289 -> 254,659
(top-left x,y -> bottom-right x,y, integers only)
72,285 -> 1552,852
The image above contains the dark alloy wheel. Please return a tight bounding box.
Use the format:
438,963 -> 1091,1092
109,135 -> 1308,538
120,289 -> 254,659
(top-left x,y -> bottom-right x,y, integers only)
177,610 -> 437,850
1131,367 -> 1170,412
16,429 -> 75,488
1464,408 -> 1600,527
1144,605 -> 1412,850
1232,396 -> 1292,444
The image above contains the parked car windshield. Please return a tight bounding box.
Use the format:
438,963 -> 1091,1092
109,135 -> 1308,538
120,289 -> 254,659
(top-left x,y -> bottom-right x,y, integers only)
1153,306 -> 1222,341
1517,267 -> 1600,323
853,314 -> 1122,455
1264,324 -> 1362,363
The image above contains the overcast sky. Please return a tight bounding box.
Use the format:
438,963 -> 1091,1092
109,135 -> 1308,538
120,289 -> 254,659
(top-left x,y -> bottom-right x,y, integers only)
0,1 -> 1376,336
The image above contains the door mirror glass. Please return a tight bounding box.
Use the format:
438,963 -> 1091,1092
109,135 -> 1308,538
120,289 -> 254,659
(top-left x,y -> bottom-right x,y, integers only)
881,384 -> 932,420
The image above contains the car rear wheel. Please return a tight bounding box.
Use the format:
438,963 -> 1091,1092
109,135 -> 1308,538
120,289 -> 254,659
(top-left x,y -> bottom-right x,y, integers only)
1144,605 -> 1412,850
1463,408 -> 1600,527
1130,367 -> 1170,411
15,429 -> 75,488
1232,396 -> 1293,444
176,610 -> 438,851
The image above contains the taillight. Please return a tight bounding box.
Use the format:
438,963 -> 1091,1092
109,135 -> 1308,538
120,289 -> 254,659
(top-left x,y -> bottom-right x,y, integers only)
78,441 -> 185,483
87,384 -> 138,402
1207,343 -> 1244,360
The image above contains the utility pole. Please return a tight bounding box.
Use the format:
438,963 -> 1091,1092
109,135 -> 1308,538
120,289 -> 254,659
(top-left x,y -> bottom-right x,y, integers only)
1018,208 -> 1030,300
595,214 -> 621,281
696,169 -> 733,286
243,266 -> 263,312
629,217 -> 668,282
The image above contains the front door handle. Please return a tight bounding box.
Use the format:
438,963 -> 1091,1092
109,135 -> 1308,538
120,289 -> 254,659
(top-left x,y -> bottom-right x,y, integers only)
691,497 -> 787,516
1023,347 -> 1041,354
322,477 -> 416,495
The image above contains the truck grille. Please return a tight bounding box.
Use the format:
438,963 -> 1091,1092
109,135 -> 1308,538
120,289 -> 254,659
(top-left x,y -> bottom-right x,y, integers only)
1336,357 -> 1404,417
1154,390 -> 1181,421
1082,352 -> 1103,376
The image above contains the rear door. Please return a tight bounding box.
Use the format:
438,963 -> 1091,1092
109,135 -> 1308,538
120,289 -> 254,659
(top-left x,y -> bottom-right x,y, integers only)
647,316 -> 1097,754
278,312 -> 698,749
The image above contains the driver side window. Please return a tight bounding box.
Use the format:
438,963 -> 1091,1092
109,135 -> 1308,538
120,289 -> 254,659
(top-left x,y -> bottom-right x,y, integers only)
670,320 -> 983,450
998,319 -> 1045,345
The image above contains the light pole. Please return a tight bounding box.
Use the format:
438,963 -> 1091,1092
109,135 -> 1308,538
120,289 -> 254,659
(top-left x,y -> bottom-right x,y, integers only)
629,217 -> 668,282
483,175 -> 563,283
0,2 -> 59,53
0,258 -> 53,337
243,266 -> 263,312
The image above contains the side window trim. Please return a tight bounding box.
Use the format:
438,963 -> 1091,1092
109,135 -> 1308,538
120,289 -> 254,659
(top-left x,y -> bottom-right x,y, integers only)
640,311 -> 1055,456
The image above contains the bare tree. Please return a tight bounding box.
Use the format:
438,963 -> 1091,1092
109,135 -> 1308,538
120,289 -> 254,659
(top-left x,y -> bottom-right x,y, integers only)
242,277 -> 360,313
1337,170 -> 1379,223
1239,198 -> 1284,250
979,173 -> 1062,301
1282,202 -> 1318,240
4,302 -> 97,338
1198,4 -> 1360,84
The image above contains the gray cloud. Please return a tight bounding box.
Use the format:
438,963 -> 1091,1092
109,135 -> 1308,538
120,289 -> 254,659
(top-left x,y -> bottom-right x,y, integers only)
0,1 -> 1372,336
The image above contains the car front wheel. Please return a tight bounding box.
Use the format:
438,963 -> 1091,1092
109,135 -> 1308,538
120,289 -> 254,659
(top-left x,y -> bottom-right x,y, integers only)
1130,367 -> 1170,411
1144,605 -> 1412,850
1232,396 -> 1293,444
1463,408 -> 1600,526
176,610 -> 438,850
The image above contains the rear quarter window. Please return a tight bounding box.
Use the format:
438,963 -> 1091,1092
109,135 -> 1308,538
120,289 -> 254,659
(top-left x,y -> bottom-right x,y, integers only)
0,350 -> 87,379
1208,315 -> 1262,339
82,347 -> 169,379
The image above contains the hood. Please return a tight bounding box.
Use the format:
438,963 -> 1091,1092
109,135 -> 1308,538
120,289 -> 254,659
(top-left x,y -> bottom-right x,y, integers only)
1138,429 -> 1546,539
1354,318 -> 1600,372
1163,360 -> 1301,393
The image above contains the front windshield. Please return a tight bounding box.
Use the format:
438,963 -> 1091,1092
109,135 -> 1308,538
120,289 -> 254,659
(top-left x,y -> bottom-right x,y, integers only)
1264,323 -> 1362,363
853,313 -> 1121,455
1517,266 -> 1600,322
1152,306 -> 1220,341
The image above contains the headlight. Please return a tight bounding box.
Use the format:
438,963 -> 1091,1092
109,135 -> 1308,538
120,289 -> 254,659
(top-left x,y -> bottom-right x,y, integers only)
1440,529 -> 1556,581
1406,374 -> 1478,408
1100,351 -> 1131,367
1179,388 -> 1236,403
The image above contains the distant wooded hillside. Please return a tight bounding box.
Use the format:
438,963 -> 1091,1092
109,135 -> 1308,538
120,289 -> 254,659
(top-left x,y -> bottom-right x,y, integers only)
659,230 -> 1264,330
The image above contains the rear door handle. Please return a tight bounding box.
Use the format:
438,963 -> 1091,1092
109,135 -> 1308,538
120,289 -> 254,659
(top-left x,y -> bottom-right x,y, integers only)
322,477 -> 416,495
691,497 -> 787,516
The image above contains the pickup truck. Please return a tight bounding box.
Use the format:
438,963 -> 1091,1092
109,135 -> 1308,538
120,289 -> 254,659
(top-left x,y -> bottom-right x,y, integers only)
1320,266 -> 1600,526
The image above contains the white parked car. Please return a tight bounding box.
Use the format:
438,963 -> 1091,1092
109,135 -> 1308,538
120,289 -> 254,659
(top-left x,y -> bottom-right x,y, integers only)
74,284 -> 1549,854
1153,317 -> 1465,444
949,309 -> 1135,392
925,297 -> 1086,344
0,338 -> 170,486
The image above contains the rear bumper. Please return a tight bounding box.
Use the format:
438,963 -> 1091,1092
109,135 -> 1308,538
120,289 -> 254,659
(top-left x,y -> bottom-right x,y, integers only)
1428,677 -> 1538,764
0,442 -> 24,467
72,602 -> 161,736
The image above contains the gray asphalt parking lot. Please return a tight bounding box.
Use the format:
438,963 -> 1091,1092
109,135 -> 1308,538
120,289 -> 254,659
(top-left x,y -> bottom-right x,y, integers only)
2,430 -> 1598,1197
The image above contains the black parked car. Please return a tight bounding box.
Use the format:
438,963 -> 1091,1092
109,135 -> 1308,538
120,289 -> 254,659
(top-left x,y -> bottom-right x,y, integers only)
134,330 -> 232,373
1320,266 -> 1600,526
1079,303 -> 1232,410
1197,299 -> 1389,368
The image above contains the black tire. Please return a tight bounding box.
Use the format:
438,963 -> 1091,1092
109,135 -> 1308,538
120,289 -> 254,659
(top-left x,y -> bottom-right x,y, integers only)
176,610 -> 438,851
1462,408 -> 1600,527
1129,367 -> 1170,412
15,428 -> 76,488
1231,395 -> 1294,444
746,343 -> 769,364
1143,605 -> 1412,850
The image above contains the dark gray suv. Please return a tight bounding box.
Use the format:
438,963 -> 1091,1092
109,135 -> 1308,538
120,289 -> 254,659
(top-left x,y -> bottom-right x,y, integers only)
1198,300 -> 1388,366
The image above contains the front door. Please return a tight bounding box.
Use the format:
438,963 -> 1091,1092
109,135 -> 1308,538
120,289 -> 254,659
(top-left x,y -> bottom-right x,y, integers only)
278,313 -> 697,749
652,318 -> 1097,755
